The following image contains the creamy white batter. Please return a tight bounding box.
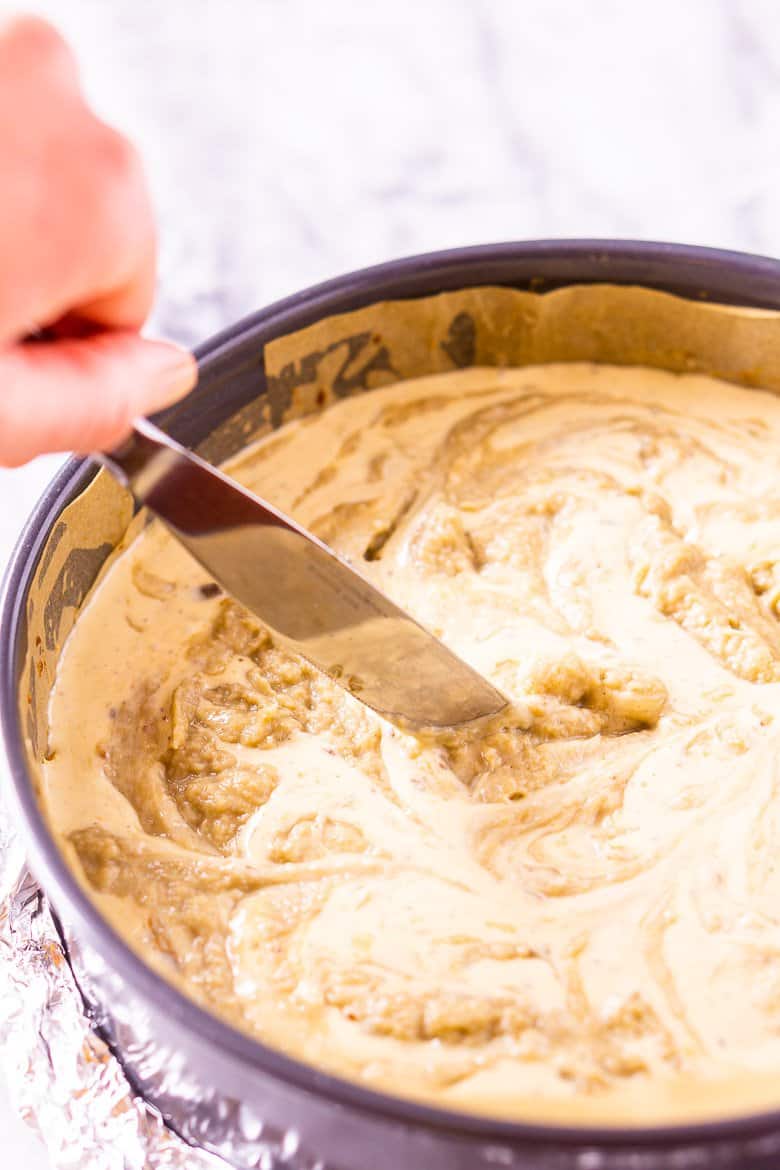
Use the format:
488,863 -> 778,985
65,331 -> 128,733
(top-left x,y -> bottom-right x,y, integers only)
43,363 -> 780,1122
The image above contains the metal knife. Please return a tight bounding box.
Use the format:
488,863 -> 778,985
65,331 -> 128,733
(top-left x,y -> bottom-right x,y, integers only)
96,418 -> 507,728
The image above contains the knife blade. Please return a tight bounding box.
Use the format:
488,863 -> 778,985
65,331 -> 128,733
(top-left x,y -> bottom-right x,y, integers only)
96,418 -> 507,728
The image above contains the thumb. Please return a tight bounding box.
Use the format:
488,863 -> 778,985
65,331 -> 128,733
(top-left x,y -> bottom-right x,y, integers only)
0,331 -> 197,466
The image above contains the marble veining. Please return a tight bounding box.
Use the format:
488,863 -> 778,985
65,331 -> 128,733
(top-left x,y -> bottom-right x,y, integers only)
23,0 -> 780,347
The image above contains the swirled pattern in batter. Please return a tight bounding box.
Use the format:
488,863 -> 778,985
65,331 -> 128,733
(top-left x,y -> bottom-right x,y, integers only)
44,364 -> 780,1121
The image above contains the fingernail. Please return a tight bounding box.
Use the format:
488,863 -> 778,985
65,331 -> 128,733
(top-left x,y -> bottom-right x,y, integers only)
145,344 -> 198,411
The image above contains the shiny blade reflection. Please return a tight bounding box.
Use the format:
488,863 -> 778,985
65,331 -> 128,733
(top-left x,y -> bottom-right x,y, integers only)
97,418 -> 507,727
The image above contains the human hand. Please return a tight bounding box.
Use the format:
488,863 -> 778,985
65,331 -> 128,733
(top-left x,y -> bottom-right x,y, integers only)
0,15 -> 197,467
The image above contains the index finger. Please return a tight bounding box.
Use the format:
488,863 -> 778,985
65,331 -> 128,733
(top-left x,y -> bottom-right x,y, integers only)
0,17 -> 158,341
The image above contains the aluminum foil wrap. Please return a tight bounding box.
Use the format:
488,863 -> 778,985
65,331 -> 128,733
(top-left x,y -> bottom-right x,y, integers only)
0,796 -> 316,1170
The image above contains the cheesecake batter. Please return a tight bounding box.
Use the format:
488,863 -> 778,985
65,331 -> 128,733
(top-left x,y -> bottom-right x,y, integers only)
43,363 -> 780,1122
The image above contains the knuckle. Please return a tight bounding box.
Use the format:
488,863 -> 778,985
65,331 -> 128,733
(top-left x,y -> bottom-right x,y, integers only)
79,125 -> 149,261
1,15 -> 72,70
88,125 -> 148,237
94,125 -> 140,186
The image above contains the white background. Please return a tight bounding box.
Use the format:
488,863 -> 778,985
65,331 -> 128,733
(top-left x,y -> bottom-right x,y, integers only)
4,0 -> 780,1163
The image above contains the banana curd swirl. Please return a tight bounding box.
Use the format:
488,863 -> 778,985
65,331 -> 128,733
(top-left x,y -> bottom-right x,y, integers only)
44,363 -> 780,1121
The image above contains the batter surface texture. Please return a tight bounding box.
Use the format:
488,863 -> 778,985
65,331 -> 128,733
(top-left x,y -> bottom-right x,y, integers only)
44,363 -> 780,1121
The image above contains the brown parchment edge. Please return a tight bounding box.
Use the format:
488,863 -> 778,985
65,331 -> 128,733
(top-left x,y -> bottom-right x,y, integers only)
263,284 -> 780,426
20,281 -> 780,796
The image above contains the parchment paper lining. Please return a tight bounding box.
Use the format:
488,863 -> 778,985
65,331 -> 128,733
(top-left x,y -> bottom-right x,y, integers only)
26,282 -> 780,781
8,280 -> 780,1168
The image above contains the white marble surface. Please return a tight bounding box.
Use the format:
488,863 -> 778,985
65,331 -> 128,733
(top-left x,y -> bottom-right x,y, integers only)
4,0 -> 780,1164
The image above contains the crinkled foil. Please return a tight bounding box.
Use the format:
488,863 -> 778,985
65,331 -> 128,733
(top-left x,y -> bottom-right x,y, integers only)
6,783 -> 322,1169
0,799 -> 235,1169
